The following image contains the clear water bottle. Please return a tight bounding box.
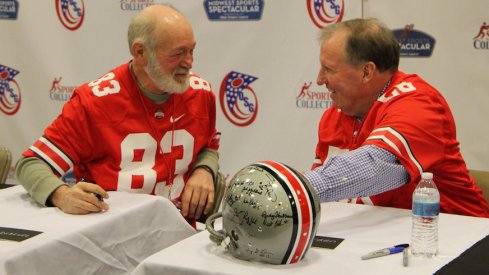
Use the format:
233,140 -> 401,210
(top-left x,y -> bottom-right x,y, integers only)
411,172 -> 440,257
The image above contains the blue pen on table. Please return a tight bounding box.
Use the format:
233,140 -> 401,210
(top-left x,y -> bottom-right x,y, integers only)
361,244 -> 409,260
80,177 -> 104,202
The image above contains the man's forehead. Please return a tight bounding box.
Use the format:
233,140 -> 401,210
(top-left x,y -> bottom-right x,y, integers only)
321,36 -> 345,57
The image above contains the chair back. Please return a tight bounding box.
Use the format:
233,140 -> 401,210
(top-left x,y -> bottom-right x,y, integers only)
469,169 -> 489,204
0,146 -> 12,183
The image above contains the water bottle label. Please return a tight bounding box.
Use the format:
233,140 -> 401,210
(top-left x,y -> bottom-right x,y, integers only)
413,201 -> 440,216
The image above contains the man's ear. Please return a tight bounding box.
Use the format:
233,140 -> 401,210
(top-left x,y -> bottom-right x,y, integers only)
362,61 -> 376,83
132,43 -> 147,64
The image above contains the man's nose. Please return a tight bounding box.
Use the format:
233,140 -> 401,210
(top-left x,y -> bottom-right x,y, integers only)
181,52 -> 193,70
317,71 -> 327,86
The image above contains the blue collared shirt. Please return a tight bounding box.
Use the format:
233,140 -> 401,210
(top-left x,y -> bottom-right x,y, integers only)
304,145 -> 410,202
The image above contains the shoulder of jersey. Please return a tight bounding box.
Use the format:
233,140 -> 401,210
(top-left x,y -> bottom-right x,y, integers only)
76,66 -> 132,101
381,75 -> 428,103
188,72 -> 213,94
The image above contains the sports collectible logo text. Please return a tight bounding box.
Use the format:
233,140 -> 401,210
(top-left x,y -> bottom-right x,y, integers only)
120,0 -> 156,11
49,77 -> 76,101
473,21 -> 489,50
296,81 -> 331,109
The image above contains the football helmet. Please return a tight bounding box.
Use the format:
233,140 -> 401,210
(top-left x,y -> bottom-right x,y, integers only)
206,161 -> 321,265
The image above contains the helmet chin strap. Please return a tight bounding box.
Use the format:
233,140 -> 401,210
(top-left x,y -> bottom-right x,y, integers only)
205,212 -> 227,245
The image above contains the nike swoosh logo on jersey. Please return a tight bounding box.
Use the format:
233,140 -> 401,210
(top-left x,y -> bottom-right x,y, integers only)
170,114 -> 185,123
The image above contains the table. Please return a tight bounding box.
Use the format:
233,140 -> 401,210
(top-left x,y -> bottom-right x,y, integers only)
0,185 -> 196,275
132,202 -> 489,275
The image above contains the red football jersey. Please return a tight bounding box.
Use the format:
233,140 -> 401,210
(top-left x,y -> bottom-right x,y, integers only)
313,70 -> 489,217
24,63 -> 220,202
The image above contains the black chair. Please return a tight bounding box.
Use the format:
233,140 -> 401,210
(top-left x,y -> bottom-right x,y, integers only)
0,146 -> 12,184
469,169 -> 489,204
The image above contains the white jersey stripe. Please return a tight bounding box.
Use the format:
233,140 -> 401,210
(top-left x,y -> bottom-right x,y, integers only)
368,127 -> 423,175
29,145 -> 65,175
39,137 -> 74,168
360,196 -> 374,205
367,134 -> 401,154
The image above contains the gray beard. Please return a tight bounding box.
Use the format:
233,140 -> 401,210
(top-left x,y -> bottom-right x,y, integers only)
144,55 -> 189,94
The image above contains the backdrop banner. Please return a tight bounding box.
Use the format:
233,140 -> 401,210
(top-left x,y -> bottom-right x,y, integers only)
1,0 -> 487,190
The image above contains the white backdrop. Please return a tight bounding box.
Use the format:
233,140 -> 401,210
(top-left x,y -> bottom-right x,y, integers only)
1,0 -> 487,186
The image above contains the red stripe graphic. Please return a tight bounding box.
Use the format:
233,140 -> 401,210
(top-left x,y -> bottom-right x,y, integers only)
32,139 -> 71,175
261,161 -> 313,264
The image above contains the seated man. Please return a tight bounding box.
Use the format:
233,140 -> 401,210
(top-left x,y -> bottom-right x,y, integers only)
16,4 -> 220,221
304,18 -> 489,217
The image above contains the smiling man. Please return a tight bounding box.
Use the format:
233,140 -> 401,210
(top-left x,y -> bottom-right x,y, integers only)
16,4 -> 221,222
304,18 -> 489,217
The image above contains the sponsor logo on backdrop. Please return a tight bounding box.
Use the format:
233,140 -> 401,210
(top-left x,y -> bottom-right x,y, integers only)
120,0 -> 157,11
204,0 -> 264,21
393,24 -> 436,57
55,0 -> 85,31
49,77 -> 76,101
307,0 -> 344,29
473,22 -> 489,50
219,71 -> 259,127
296,81 -> 332,109
0,64 -> 21,115
0,0 -> 19,20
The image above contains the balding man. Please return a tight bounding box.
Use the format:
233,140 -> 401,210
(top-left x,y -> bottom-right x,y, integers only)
16,4 -> 221,222
304,18 -> 489,217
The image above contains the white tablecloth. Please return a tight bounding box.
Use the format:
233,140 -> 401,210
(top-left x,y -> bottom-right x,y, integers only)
132,202 -> 489,275
0,185 -> 196,275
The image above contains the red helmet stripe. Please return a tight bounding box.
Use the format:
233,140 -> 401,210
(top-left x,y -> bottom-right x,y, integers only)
260,161 -> 313,264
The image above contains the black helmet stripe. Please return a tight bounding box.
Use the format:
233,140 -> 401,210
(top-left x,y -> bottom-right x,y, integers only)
257,161 -> 314,264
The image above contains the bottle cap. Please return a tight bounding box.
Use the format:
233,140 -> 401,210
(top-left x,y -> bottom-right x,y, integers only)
421,172 -> 433,179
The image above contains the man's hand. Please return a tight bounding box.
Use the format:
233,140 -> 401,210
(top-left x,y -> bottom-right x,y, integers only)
50,181 -> 109,214
181,167 -> 215,219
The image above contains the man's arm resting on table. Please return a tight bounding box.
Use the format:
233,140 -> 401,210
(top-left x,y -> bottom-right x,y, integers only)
304,145 -> 410,202
16,156 -> 67,206
16,157 -> 109,214
181,148 -> 220,219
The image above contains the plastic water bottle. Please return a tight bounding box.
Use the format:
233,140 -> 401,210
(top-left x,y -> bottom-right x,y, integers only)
411,172 -> 440,257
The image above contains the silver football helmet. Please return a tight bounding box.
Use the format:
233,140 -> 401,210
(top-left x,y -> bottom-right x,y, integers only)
206,161 -> 321,265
